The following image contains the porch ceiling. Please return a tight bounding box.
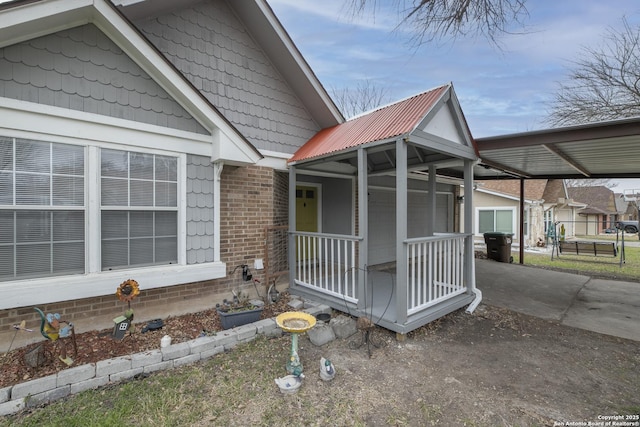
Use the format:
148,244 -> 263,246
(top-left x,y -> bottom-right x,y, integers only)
474,117 -> 640,181
292,139 -> 466,178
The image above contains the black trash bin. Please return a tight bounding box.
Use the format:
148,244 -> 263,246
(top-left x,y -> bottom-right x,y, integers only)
483,232 -> 514,263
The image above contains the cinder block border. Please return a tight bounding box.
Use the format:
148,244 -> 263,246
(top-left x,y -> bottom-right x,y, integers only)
0,305 -> 331,417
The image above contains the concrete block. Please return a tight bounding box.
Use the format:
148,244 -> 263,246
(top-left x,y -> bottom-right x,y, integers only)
161,342 -> 190,361
26,386 -> 70,408
173,353 -> 200,368
109,367 -> 144,383
11,375 -> 57,400
200,346 -> 224,360
234,324 -> 257,341
254,318 -> 278,336
131,349 -> 163,369
307,322 -> 336,346
70,376 -> 109,394
0,386 -> 10,404
210,330 -> 240,347
57,363 -> 96,386
331,315 -> 358,339
288,298 -> 305,310
96,356 -> 132,377
188,336 -> 218,355
0,398 -> 25,417
143,360 -> 174,374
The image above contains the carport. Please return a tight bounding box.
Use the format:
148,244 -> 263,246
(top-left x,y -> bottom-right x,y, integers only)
471,117 -> 640,261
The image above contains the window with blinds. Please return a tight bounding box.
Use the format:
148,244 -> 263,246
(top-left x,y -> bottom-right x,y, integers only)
0,137 -> 85,281
100,149 -> 178,270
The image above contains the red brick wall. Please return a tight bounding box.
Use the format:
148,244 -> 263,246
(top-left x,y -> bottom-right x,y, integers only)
0,165 -> 281,334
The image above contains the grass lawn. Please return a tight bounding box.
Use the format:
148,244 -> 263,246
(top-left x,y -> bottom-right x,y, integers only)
513,237 -> 640,282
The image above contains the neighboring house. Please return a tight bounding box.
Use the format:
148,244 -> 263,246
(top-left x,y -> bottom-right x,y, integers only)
616,193 -> 639,222
567,186 -> 617,235
471,179 -> 584,247
472,179 -> 546,247
0,0 -> 343,342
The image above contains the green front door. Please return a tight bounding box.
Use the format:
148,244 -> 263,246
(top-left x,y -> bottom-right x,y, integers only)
296,186 -> 318,261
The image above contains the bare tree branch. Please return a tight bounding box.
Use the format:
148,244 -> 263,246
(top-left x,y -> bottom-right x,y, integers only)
331,80 -> 391,119
547,17 -> 640,127
345,0 -> 529,47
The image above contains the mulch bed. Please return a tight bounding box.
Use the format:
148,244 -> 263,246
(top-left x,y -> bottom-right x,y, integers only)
0,293 -> 293,389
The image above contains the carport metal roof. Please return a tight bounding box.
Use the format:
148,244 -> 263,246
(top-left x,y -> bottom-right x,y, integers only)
473,116 -> 640,180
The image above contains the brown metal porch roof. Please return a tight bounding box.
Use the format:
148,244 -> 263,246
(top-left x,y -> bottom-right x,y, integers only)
289,84 -> 449,163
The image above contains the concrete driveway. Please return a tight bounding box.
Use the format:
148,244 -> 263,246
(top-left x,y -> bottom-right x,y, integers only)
475,258 -> 640,342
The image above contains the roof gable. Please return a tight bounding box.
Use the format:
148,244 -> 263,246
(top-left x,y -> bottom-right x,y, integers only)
291,84 -> 476,163
0,0 -> 262,164
567,186 -> 617,214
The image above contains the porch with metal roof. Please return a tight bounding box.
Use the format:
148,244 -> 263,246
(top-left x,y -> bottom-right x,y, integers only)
287,84 -> 480,335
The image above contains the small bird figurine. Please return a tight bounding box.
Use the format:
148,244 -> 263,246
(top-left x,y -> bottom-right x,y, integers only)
274,373 -> 304,394
319,357 -> 336,381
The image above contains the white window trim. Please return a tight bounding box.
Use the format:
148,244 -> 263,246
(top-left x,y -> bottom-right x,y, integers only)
0,106 -> 225,310
474,206 -> 517,236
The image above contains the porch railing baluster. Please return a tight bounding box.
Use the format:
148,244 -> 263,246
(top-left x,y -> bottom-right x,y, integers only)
292,232 -> 360,304
406,233 -> 469,315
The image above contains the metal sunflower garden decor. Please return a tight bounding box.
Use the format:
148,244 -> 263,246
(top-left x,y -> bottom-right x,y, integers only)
113,279 -> 140,340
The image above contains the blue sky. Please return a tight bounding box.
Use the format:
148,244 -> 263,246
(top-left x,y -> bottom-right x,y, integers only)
268,0 -> 640,191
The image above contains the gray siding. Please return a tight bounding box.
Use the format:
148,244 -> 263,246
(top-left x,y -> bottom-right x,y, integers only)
186,154 -> 215,264
131,1 -> 320,154
0,24 -> 207,134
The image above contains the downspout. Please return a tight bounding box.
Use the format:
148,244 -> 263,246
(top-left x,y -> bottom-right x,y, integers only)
464,159 -> 482,314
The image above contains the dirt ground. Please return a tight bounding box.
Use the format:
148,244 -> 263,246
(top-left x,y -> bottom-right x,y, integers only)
2,294 -> 639,426
293,305 -> 640,426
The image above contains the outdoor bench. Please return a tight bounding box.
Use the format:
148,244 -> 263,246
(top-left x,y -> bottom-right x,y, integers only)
558,241 -> 617,257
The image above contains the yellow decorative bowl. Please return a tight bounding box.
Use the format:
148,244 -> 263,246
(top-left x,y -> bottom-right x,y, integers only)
276,312 -> 317,333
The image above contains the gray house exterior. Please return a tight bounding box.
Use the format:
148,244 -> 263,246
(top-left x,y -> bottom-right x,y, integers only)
0,0 -> 479,343
0,0 -> 342,343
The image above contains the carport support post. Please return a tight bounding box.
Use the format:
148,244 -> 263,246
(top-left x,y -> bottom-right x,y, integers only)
357,147 -> 368,312
396,138 -> 408,325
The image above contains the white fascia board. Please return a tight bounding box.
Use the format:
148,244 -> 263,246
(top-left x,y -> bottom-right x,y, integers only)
0,0 -> 94,48
91,1 -> 262,165
256,149 -> 291,171
0,262 -> 226,310
0,98 -> 212,156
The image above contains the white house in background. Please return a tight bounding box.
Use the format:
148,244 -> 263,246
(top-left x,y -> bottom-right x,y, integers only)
471,179 -> 585,247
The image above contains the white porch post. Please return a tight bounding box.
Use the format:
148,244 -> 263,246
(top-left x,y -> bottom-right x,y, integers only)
357,147 -> 368,311
427,164 -> 437,236
213,161 -> 224,262
463,159 -> 475,293
288,165 -> 297,288
396,138 -> 408,324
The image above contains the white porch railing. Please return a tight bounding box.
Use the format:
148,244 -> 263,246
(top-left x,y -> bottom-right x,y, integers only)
406,233 -> 468,315
293,232 -> 360,303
